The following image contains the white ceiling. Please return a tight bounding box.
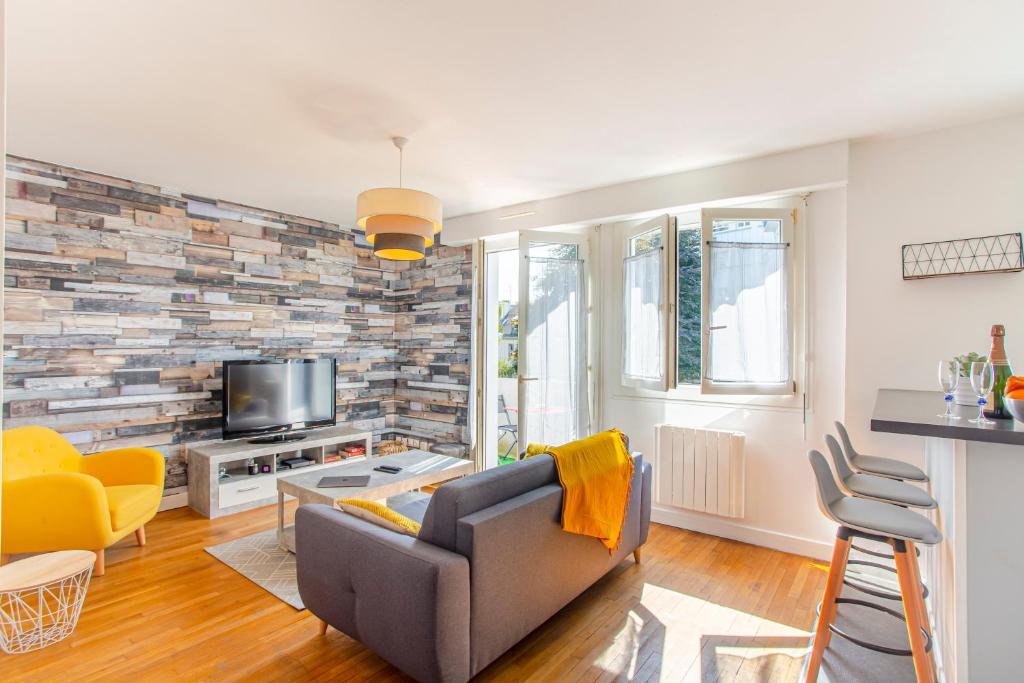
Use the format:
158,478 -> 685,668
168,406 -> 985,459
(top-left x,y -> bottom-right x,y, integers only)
7,1 -> 1024,226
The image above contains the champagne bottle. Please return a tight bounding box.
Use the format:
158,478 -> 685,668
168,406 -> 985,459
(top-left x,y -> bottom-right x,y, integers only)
984,324 -> 1013,419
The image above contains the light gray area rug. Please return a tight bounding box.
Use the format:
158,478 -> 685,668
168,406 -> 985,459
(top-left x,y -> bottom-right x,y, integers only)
802,546 -> 919,682
205,494 -> 426,611
205,528 -> 303,609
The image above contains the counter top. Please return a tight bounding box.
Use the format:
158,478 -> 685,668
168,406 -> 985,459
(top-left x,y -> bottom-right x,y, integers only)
871,389 -> 1024,446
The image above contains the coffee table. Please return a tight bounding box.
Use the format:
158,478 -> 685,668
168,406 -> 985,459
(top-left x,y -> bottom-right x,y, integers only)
275,449 -> 474,552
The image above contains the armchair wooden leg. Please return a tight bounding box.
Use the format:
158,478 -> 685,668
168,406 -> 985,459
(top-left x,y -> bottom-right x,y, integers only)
633,547 -> 643,564
93,549 -> 105,577
0,554 -> 9,566
135,525 -> 147,547
318,618 -> 329,636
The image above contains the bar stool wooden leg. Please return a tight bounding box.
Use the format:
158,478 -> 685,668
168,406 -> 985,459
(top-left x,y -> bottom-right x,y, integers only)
805,527 -> 852,682
905,542 -> 933,639
894,541 -> 935,683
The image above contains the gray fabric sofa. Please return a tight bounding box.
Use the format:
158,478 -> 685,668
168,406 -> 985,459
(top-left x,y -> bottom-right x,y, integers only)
295,452 -> 653,683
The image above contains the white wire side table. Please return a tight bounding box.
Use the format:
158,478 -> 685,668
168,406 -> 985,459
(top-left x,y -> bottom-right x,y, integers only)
0,550 -> 96,654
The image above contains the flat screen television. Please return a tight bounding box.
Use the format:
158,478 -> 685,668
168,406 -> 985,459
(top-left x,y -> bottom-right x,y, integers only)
221,359 -> 337,442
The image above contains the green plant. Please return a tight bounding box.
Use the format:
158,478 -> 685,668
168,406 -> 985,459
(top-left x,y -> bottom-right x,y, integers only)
953,352 -> 988,377
497,357 -> 518,378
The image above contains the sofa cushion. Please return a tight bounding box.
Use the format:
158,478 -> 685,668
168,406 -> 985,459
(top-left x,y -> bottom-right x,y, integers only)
105,484 -> 160,531
418,454 -> 558,553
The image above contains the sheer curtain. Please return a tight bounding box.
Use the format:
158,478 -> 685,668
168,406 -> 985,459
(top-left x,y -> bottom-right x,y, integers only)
622,250 -> 663,382
706,241 -> 789,384
524,256 -> 589,446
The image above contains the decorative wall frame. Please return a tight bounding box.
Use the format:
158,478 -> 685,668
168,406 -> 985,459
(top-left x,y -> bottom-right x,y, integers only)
902,232 -> 1022,280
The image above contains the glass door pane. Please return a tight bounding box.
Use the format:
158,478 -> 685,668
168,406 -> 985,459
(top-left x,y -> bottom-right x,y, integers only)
518,232 -> 590,448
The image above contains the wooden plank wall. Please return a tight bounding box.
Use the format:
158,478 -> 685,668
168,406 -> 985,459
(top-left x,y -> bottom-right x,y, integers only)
2,156 -> 472,497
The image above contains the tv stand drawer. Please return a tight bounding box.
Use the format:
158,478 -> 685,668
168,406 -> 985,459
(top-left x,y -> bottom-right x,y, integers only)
220,476 -> 275,508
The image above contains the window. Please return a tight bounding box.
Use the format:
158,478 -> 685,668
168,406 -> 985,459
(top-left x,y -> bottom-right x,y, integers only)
700,208 -> 794,394
676,223 -> 702,385
620,206 -> 797,396
621,216 -> 674,391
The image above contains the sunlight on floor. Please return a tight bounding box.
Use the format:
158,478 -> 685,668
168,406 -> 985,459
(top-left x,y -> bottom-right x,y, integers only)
594,582 -> 812,682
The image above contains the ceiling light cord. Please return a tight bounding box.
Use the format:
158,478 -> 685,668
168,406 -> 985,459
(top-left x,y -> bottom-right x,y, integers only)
392,136 -> 408,189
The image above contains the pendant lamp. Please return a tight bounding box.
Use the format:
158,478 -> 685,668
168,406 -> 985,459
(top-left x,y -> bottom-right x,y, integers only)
356,137 -> 442,261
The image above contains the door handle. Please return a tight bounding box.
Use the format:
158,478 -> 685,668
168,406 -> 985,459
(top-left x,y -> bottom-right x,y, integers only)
518,376 -> 539,383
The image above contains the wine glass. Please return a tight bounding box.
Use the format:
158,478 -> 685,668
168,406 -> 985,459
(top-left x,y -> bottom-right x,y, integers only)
969,361 -> 995,425
937,360 -> 961,419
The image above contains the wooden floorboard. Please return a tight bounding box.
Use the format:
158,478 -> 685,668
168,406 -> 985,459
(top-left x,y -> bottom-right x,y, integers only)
5,504 -> 825,682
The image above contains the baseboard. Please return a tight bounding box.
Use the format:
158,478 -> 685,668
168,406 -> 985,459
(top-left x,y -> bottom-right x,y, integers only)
651,505 -> 832,561
158,491 -> 189,512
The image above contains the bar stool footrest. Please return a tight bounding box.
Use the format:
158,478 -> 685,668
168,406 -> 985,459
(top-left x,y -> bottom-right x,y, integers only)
817,598 -> 932,657
845,559 -> 929,601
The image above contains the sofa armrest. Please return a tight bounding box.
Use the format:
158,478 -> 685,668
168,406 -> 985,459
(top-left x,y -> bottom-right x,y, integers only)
1,473 -> 112,552
80,447 -> 166,488
639,459 -> 653,546
295,504 -> 470,683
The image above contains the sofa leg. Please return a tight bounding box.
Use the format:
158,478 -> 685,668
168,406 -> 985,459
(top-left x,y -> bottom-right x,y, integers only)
93,549 -> 105,577
318,618 -> 329,636
0,554 -> 9,566
633,547 -> 643,564
136,525 -> 147,547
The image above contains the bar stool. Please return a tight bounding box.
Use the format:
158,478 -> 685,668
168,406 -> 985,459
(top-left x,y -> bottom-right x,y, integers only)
824,433 -> 935,605
825,434 -> 935,509
835,421 -> 928,482
806,450 -> 940,683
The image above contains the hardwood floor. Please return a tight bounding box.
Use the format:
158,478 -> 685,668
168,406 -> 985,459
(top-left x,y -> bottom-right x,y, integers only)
7,504 -> 826,682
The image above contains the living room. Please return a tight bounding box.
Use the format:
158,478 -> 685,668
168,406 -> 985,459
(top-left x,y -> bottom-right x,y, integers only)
2,3 -> 1023,682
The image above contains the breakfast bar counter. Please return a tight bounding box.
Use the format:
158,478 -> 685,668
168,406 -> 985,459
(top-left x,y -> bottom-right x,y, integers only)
871,388 -> 1024,683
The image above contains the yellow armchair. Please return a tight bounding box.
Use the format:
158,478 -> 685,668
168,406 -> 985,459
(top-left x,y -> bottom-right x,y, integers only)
1,425 -> 165,575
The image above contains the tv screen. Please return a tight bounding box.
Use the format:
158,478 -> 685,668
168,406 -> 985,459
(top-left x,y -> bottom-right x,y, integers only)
222,359 -> 337,440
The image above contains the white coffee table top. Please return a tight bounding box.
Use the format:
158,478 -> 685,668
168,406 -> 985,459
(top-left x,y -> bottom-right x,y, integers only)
276,449 -> 474,504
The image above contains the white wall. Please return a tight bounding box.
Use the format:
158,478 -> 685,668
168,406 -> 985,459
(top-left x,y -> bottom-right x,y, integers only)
845,114 -> 1024,467
597,189 -> 847,559
445,142 -> 848,243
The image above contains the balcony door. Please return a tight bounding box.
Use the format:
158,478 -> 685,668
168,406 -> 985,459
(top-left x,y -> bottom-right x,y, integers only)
516,230 -> 591,449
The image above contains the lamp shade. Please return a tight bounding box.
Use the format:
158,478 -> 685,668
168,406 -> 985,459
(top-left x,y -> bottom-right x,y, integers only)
364,214 -> 435,247
357,188 -> 442,235
373,232 -> 426,261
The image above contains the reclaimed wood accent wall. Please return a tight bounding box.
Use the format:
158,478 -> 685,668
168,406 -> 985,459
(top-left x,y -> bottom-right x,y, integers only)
3,156 -> 472,497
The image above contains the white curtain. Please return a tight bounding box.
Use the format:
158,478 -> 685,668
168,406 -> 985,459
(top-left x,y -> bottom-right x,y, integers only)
524,256 -> 589,446
622,250 -> 663,382
706,241 -> 789,384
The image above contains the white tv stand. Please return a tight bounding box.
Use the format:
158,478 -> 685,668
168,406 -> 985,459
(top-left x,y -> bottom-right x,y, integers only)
187,425 -> 373,518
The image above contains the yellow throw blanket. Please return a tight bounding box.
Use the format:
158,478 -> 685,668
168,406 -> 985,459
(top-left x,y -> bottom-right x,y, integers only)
525,429 -> 634,552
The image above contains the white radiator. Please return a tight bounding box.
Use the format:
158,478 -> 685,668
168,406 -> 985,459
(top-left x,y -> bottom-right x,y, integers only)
653,424 -> 745,518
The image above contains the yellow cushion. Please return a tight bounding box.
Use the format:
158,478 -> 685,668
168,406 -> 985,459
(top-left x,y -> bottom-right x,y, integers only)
105,484 -> 161,531
338,498 -> 421,536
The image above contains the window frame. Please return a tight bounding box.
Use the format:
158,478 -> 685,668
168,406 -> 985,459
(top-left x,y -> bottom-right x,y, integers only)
699,207 -> 796,396
620,214 -> 675,392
